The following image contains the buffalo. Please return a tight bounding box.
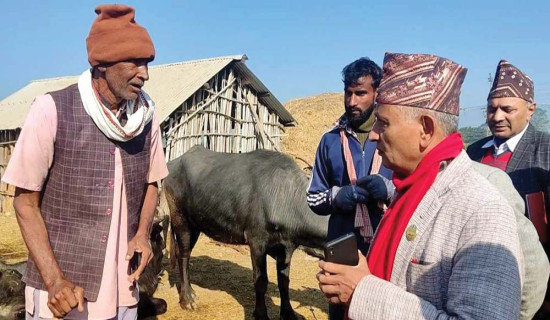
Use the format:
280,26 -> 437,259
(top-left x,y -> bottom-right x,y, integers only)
164,146 -> 329,320
137,218 -> 168,318
0,262 -> 25,320
0,220 -> 166,320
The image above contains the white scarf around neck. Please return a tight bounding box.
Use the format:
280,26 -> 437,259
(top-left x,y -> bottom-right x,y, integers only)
77,69 -> 155,142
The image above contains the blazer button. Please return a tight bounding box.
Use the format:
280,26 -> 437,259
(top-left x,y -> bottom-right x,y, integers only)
106,208 -> 112,215
109,147 -> 116,155
101,235 -> 108,242
108,181 -> 114,188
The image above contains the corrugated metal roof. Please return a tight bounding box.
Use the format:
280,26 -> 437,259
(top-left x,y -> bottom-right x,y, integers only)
0,54 -> 296,130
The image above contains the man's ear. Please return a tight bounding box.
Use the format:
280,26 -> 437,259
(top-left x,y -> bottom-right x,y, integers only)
419,114 -> 436,150
91,66 -> 106,78
527,101 -> 537,121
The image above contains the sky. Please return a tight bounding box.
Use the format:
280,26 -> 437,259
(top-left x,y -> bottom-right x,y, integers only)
1,0 -> 549,127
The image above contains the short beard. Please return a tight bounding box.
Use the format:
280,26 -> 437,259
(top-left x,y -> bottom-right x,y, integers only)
346,102 -> 375,129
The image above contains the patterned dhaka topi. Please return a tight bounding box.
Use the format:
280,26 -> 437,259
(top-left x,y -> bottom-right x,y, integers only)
488,60 -> 534,102
376,52 -> 468,116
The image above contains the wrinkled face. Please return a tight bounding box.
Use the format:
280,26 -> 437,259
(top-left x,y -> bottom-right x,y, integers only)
344,76 -> 376,126
102,59 -> 150,101
486,97 -> 534,139
369,104 -> 422,177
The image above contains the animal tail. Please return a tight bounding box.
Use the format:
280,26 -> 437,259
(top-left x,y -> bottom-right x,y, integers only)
157,186 -> 170,223
159,185 -> 179,271
170,221 -> 178,270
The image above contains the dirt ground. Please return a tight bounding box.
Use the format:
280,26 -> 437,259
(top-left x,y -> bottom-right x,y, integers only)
154,238 -> 328,320
0,213 -> 328,320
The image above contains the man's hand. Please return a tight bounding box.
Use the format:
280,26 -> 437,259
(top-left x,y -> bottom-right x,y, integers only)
356,174 -> 389,201
14,188 -> 84,317
317,251 -> 371,305
46,277 -> 84,317
126,233 -> 153,282
332,185 -> 370,212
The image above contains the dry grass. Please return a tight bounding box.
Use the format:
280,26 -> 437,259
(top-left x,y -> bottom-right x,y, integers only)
0,214 -> 27,264
0,215 -> 328,320
281,93 -> 344,170
151,237 -> 328,320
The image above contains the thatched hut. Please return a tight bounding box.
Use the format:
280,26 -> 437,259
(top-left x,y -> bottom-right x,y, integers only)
0,54 -> 296,214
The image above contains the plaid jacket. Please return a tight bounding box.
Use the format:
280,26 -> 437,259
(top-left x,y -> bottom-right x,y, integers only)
467,125 -> 550,221
473,162 -> 549,320
348,151 -> 523,319
23,84 -> 152,301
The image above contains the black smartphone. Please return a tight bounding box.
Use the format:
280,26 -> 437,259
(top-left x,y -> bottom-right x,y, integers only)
324,232 -> 359,266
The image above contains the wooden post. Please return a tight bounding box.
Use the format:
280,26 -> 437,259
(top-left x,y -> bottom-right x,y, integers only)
166,78 -> 237,138
244,90 -> 281,152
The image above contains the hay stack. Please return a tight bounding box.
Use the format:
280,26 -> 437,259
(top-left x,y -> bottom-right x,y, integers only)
281,93 -> 344,170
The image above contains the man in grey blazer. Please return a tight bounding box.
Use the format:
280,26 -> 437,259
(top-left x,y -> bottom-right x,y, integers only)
317,53 -> 524,319
473,162 -> 549,320
467,60 -> 550,317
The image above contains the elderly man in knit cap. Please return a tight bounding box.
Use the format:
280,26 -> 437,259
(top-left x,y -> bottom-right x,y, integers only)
1,4 -> 168,320
317,53 -> 524,319
467,60 -> 550,318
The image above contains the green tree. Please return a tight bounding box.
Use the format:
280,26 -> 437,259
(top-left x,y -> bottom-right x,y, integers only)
459,124 -> 488,147
531,108 -> 550,133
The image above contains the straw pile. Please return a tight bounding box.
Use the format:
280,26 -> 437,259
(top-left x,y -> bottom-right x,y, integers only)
281,93 -> 344,170
0,215 -> 26,264
1,138 -> 16,215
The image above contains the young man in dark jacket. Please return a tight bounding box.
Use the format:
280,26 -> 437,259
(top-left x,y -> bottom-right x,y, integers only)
307,57 -> 393,320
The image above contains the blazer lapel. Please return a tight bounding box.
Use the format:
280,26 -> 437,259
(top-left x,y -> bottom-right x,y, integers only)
390,185 -> 443,285
468,136 -> 492,162
507,125 -> 536,173
389,152 -> 470,286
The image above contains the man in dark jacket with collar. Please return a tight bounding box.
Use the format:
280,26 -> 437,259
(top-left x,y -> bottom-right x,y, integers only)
467,60 -> 550,317
307,57 -> 393,320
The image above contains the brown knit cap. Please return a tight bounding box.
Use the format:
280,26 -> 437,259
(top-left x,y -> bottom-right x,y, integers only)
376,52 -> 467,116
487,60 -> 534,102
86,4 -> 155,67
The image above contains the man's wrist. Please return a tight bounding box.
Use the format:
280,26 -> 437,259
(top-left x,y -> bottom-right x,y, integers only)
43,269 -> 64,290
134,229 -> 150,239
376,174 -> 395,202
330,185 -> 341,205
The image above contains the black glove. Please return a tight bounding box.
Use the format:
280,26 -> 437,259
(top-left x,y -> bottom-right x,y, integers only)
332,185 -> 369,213
356,174 -> 389,201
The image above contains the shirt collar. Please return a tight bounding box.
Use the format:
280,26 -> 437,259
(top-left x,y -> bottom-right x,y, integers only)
335,115 -> 357,137
481,123 -> 529,153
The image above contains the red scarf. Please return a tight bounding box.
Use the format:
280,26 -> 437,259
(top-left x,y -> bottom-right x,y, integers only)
367,132 -> 464,281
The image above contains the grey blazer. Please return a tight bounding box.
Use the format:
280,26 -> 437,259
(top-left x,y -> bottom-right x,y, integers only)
348,151 -> 524,320
467,125 -> 550,223
473,162 -> 549,320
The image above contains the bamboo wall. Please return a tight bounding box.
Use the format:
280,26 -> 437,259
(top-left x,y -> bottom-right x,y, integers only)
163,66 -> 285,161
0,129 -> 19,215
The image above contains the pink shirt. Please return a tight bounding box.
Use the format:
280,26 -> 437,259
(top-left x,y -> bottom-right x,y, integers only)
2,94 -> 169,319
